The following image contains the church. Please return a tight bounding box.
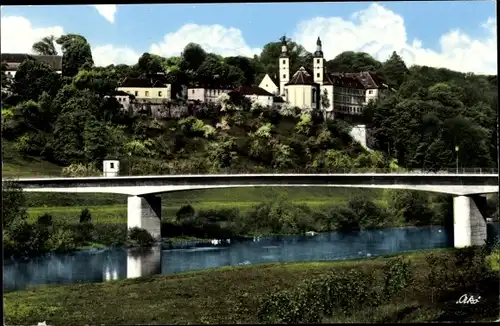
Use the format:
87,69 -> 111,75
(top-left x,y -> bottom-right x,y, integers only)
259,36 -> 389,119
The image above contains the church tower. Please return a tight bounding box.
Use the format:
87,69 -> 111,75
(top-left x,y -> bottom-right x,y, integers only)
279,35 -> 290,96
313,36 -> 324,85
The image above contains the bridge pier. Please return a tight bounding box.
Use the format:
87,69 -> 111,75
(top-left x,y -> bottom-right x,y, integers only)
453,195 -> 487,248
127,195 -> 162,240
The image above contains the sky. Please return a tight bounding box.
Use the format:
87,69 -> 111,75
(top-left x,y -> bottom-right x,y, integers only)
0,1 -> 497,75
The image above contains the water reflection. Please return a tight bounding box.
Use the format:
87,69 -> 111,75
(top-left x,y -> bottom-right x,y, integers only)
4,226 -> 451,292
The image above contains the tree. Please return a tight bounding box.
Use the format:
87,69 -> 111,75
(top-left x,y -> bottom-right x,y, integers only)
12,59 -> 61,101
79,208 -> 92,223
176,204 -> 195,222
225,56 -> 256,86
137,53 -> 165,75
57,34 -> 94,77
320,88 -> 330,121
326,51 -> 382,73
2,181 -> 28,229
179,43 -> 207,73
258,39 -> 312,78
32,35 -> 58,55
381,51 -> 409,88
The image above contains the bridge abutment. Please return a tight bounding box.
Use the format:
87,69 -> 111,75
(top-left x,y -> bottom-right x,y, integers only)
127,195 -> 162,240
453,195 -> 487,248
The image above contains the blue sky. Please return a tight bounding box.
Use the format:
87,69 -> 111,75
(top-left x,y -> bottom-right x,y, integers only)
0,1 -> 497,74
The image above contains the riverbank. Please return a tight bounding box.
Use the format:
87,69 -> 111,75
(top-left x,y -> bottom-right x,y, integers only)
5,247 -> 498,324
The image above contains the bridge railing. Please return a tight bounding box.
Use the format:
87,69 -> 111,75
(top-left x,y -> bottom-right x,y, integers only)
6,167 -> 498,179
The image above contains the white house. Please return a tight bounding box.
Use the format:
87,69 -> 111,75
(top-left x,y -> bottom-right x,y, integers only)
187,85 -> 233,103
117,75 -> 172,101
229,86 -> 274,108
258,74 -> 279,95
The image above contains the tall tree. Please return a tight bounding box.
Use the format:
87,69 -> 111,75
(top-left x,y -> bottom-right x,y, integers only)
326,51 -> 382,73
179,43 -> 207,74
57,34 -> 94,77
381,51 -> 409,88
32,36 -> 58,56
137,53 -> 165,75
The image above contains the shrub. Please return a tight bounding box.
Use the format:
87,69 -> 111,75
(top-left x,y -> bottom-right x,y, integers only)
61,163 -> 101,177
176,204 -> 195,222
46,227 -> 77,253
36,213 -> 53,226
72,222 -> 95,245
128,227 -> 155,247
79,208 -> 92,223
92,224 -> 127,246
382,256 -> 413,299
485,249 -> 500,272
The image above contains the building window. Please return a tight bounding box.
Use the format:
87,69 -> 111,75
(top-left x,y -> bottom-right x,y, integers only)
7,71 -> 11,76
282,60 -> 286,64
316,59 -> 320,64
158,91 -> 162,97
192,89 -> 195,94
316,73 -> 320,78
368,90 -> 373,94
110,162 -> 114,169
134,91 -> 138,96
266,84 -> 268,87
145,91 -> 149,97
283,74 -> 286,79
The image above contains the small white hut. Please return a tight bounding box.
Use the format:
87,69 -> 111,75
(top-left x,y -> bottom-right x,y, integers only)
103,159 -> 120,177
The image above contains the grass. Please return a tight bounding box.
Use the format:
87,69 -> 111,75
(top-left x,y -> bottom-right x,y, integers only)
2,140 -> 63,178
6,248 -> 480,325
27,198 -> 388,225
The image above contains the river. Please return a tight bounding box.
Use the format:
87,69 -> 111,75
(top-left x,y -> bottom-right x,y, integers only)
3,226 -> 455,292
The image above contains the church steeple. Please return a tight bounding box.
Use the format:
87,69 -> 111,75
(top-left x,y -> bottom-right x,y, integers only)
314,36 -> 323,58
280,34 -> 288,58
278,35 -> 290,96
313,36 -> 324,85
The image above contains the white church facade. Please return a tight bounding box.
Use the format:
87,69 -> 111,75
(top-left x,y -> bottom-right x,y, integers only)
259,36 -> 389,119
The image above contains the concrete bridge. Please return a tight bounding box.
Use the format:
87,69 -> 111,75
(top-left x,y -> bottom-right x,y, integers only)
6,173 -> 499,248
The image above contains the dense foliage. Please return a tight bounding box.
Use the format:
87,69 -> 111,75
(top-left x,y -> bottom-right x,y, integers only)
258,247 -> 499,323
1,34 -> 497,174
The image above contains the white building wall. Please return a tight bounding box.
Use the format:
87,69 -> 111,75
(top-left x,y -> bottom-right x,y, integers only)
365,88 -> 379,104
279,57 -> 290,96
349,125 -> 368,149
314,58 -> 324,85
287,85 -> 313,110
246,94 -> 274,108
259,74 -> 279,95
118,86 -> 171,100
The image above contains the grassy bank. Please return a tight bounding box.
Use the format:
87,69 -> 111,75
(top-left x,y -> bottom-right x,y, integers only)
5,248 -> 498,325
27,198 -> 388,224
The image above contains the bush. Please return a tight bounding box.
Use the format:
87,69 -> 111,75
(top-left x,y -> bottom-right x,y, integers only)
61,163 -> 101,177
79,208 -> 92,223
383,256 -> 413,299
128,227 -> 155,247
72,222 -> 95,245
258,268 -> 382,323
92,224 -> 127,246
485,249 -> 500,272
36,213 -> 53,226
176,204 -> 195,222
46,227 -> 77,253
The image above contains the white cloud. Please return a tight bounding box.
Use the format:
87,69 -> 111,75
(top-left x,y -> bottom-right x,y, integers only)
150,23 -> 261,58
0,16 -> 64,54
92,5 -> 117,24
0,15 -> 139,67
92,44 -> 140,67
293,3 -> 497,75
